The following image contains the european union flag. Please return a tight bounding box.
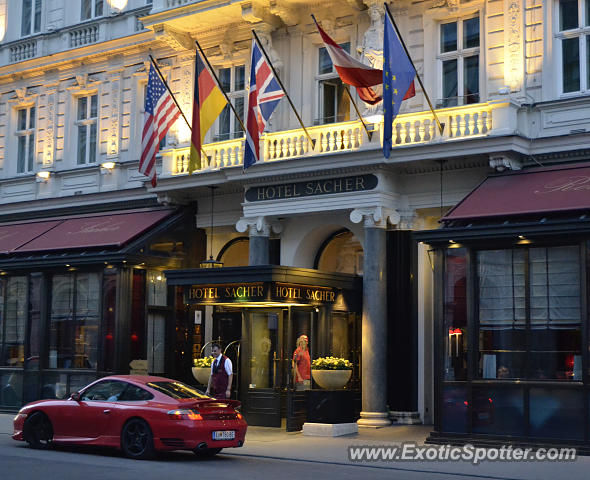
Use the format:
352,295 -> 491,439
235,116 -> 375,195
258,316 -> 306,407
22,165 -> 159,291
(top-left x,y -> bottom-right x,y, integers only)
383,12 -> 416,159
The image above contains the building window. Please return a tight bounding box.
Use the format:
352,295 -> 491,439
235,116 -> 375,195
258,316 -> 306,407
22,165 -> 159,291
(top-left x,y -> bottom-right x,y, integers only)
477,246 -> 581,381
316,43 -> 350,124
556,0 -> 590,93
438,16 -> 480,107
81,0 -> 104,20
21,0 -> 42,37
0,277 -> 27,367
216,65 -> 245,142
76,94 -> 97,165
49,272 -> 100,369
16,106 -> 35,174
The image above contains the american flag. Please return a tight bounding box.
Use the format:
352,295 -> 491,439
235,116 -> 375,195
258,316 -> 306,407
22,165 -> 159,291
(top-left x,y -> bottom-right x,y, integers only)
140,63 -> 181,187
244,38 -> 285,169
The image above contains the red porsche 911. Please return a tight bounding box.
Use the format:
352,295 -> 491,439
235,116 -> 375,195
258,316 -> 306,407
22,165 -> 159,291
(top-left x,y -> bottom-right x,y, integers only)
12,375 -> 247,459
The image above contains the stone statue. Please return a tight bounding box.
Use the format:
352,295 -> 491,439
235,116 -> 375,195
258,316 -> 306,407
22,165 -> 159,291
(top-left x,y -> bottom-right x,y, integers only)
257,29 -> 283,72
357,2 -> 384,114
357,2 -> 384,71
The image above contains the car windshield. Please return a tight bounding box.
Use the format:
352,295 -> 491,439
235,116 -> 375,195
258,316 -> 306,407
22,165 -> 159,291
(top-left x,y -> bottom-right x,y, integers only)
147,381 -> 210,400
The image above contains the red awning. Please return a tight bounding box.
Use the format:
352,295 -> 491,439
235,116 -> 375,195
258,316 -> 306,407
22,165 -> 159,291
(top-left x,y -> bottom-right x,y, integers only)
443,162 -> 590,221
0,220 -> 61,254
0,209 -> 175,253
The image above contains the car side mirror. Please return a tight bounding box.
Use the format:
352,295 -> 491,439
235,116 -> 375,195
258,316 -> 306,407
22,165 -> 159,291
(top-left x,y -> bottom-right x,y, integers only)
71,392 -> 81,402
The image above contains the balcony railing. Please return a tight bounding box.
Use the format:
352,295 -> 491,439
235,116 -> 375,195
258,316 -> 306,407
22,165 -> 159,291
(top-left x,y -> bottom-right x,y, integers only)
69,24 -> 100,48
9,40 -> 37,63
164,101 -> 511,177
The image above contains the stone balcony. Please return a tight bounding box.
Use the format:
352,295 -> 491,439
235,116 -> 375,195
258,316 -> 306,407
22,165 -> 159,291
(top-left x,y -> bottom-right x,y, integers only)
160,100 -> 515,178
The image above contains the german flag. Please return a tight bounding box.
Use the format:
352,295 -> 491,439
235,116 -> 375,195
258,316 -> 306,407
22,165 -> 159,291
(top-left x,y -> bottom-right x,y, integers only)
190,49 -> 227,172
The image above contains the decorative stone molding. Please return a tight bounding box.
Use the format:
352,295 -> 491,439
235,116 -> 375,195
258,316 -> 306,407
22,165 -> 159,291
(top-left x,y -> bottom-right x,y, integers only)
504,0 -> 524,93
154,24 -> 194,51
398,208 -> 417,230
108,74 -> 121,158
43,89 -> 57,167
236,216 -> 283,237
489,153 -> 521,172
241,2 -> 282,29
269,1 -> 299,26
430,0 -> 458,10
348,0 -> 366,10
350,207 -> 400,228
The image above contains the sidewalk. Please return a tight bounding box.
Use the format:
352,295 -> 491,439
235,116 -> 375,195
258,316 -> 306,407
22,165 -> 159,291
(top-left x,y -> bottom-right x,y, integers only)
3,413 -> 590,479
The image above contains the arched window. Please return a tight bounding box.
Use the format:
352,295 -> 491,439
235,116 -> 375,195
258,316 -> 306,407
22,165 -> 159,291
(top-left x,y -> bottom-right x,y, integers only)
219,237 -> 249,267
314,229 -> 363,275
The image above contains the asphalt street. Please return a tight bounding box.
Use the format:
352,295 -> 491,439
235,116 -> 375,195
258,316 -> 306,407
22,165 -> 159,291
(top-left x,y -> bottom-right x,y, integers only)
2,414 -> 590,480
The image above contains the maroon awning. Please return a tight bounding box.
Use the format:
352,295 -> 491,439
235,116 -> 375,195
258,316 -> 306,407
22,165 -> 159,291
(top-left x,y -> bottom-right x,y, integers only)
443,162 -> 590,221
0,220 -> 61,254
16,209 -> 174,252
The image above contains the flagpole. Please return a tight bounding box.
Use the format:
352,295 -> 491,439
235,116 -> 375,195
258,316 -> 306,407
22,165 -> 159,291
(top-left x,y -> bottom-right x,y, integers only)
149,55 -> 209,162
195,40 -> 247,134
251,29 -> 316,148
343,86 -> 373,141
383,3 -> 444,135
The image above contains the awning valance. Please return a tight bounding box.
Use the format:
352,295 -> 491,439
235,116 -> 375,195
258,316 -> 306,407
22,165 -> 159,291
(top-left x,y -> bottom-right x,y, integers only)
443,162 -> 590,222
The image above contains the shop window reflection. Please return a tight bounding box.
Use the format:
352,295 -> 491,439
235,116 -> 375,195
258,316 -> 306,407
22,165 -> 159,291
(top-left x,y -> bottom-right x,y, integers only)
444,248 -> 467,380
0,276 -> 27,367
249,312 -> 278,389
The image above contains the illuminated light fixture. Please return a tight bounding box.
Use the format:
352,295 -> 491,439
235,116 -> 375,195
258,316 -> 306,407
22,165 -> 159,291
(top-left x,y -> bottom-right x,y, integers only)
36,170 -> 51,182
65,264 -> 70,267
200,186 -> 223,268
518,235 -> 525,239
100,161 -> 117,174
449,240 -> 456,244
156,275 -> 162,281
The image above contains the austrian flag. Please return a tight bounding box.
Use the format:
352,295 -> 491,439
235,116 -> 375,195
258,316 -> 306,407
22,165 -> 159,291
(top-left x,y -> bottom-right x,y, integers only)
313,16 -> 415,106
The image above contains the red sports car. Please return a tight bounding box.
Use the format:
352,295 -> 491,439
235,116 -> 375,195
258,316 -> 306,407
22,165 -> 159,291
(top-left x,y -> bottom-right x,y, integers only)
13,375 -> 247,459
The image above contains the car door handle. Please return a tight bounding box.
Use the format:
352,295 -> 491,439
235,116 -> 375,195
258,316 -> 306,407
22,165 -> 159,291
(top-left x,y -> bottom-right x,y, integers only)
103,409 -> 111,415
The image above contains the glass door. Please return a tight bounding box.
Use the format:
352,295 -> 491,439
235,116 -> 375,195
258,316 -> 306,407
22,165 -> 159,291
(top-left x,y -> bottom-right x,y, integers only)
242,309 -> 283,427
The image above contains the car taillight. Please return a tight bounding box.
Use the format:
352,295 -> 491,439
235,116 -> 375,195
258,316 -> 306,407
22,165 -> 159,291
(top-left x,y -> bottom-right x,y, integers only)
167,409 -> 203,421
236,412 -> 243,420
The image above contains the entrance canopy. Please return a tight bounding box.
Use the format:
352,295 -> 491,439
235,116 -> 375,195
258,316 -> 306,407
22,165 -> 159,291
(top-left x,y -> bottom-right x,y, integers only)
443,162 -> 590,222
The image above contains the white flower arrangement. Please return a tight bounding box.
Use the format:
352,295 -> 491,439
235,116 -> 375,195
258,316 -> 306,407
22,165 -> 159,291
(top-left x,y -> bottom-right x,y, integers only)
311,356 -> 353,370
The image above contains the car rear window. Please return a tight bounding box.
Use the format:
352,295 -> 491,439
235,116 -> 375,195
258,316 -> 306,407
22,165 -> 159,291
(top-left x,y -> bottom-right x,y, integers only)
147,381 -> 210,399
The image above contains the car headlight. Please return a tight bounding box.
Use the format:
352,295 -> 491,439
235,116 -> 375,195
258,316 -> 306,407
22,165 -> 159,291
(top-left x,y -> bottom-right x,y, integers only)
167,409 -> 203,421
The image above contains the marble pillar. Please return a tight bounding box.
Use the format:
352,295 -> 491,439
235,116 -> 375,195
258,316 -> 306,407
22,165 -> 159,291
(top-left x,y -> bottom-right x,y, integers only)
350,207 -> 400,427
236,216 -> 282,266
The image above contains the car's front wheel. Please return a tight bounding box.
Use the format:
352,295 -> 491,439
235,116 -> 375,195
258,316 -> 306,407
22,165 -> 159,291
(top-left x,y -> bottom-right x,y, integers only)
193,447 -> 222,458
121,418 -> 154,460
23,411 -> 53,449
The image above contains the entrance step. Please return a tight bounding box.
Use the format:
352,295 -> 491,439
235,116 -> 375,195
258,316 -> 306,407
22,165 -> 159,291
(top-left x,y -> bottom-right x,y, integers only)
390,410 -> 422,425
302,422 -> 358,437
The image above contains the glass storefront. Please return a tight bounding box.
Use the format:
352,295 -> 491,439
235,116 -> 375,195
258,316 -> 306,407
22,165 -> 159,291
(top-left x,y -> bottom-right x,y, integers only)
436,242 -> 589,443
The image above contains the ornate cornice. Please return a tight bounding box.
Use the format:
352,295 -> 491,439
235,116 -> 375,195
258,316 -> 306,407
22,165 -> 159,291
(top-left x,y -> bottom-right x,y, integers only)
350,207 -> 400,228
236,216 -> 283,236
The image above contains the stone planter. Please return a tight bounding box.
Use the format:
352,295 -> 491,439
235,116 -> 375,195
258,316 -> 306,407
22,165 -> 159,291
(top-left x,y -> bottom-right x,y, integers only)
311,369 -> 352,389
192,367 -> 211,385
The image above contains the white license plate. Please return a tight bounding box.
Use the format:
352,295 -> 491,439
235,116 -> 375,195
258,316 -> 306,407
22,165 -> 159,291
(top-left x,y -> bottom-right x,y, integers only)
212,430 -> 235,440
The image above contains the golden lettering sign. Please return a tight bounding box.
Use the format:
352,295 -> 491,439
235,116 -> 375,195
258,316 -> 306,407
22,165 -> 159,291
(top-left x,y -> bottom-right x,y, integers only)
534,176 -> 590,194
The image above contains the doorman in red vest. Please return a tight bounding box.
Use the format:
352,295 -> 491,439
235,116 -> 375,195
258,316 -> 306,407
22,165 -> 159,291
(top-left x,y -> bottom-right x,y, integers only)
206,343 -> 233,399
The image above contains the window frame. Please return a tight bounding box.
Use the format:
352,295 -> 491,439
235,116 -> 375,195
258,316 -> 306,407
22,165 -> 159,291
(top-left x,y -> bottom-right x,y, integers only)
75,93 -> 98,165
554,0 -> 590,95
215,64 -> 246,142
20,0 -> 42,38
315,42 -> 351,125
437,14 -> 481,108
81,0 -> 104,21
15,105 -> 36,174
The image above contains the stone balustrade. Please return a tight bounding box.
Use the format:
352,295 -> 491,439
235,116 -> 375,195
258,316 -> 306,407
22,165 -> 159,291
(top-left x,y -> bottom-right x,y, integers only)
9,40 -> 37,63
166,101 -> 510,176
69,24 -> 99,48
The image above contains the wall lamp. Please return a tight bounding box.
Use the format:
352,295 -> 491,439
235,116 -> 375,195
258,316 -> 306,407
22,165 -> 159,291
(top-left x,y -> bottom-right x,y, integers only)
36,170 -> 51,182
100,161 -> 117,174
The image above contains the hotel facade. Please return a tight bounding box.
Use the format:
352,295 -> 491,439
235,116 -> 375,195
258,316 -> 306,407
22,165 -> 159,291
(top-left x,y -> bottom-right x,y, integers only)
1,0 -> 590,448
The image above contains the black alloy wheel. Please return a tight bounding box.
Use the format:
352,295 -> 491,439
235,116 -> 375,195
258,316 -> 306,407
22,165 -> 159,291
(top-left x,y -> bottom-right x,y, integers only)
121,418 -> 154,460
23,411 -> 53,449
193,447 -> 222,458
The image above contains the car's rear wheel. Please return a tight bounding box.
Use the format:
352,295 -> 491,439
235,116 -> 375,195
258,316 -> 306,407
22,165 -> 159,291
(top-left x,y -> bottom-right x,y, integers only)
23,411 -> 53,449
121,418 -> 154,460
193,447 -> 222,458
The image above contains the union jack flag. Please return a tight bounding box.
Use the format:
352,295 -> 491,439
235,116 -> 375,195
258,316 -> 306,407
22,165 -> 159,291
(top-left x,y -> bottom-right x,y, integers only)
244,37 -> 285,169
140,63 -> 180,187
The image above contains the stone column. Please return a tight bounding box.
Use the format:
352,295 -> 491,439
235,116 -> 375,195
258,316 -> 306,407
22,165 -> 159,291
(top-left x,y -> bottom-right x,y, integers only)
236,216 -> 282,266
350,207 -> 400,427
